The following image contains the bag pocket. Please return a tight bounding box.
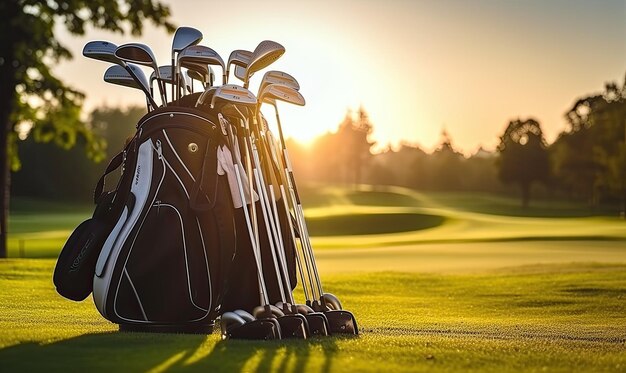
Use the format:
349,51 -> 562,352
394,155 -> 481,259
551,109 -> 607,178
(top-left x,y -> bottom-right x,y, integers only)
53,218 -> 110,301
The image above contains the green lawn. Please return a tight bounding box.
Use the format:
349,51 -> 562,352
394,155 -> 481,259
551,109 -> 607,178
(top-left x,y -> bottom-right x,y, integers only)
1,187 -> 625,372
0,260 -> 624,372
7,186 -> 626,257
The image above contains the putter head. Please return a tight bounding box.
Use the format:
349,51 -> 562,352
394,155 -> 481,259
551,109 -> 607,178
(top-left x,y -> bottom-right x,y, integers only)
295,304 -> 330,336
172,26 -> 203,53
322,292 -> 343,310
83,41 -> 122,65
324,310 -> 359,335
210,84 -> 257,109
310,295 -> 358,335
277,314 -> 309,339
259,84 -> 305,107
244,41 -> 285,85
220,311 -> 282,340
115,43 -> 159,72
104,64 -> 149,92
259,70 -> 300,95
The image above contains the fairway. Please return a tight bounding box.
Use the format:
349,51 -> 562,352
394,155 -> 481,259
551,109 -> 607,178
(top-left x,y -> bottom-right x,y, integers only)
1,187 -> 625,372
0,261 -> 624,372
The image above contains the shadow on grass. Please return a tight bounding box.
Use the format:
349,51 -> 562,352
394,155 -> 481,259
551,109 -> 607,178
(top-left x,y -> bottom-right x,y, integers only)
0,330 -> 340,372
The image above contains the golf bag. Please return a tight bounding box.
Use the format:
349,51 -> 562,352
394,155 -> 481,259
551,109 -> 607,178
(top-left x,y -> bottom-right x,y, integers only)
90,106 -> 239,332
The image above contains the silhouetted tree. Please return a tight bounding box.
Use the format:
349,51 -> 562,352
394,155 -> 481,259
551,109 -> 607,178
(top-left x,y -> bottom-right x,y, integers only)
336,107 -> 374,185
555,77 -> 626,213
497,118 -> 550,207
0,1 -> 174,257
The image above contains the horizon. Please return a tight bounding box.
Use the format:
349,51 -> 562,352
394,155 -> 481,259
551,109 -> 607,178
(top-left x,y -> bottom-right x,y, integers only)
53,0 -> 625,155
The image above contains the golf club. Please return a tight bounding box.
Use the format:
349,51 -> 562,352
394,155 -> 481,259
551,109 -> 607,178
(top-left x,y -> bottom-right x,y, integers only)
103,64 -> 152,111
212,85 -> 308,339
114,43 -> 168,106
83,40 -> 158,110
171,27 -> 203,105
177,45 -> 225,99
226,49 -> 252,83
243,41 -> 285,89
258,83 -> 358,335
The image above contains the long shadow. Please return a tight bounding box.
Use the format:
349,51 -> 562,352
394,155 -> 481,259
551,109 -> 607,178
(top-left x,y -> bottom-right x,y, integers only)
0,330 -> 344,372
170,335 -> 341,372
0,331 -> 206,372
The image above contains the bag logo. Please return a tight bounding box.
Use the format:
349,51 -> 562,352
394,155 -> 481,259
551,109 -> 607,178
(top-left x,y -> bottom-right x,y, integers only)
69,237 -> 93,273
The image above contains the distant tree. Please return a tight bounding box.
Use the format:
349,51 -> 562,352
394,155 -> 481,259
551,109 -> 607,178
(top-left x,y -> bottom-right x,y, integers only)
556,77 -> 626,213
13,106 -> 147,202
428,130 -> 465,190
336,107 -> 375,185
497,118 -> 550,208
0,1 -> 175,257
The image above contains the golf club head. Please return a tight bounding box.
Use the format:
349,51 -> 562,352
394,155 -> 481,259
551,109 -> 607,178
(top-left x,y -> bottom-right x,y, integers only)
178,45 -> 225,71
227,49 -> 253,69
277,314 -> 309,339
180,61 -> 210,85
234,64 -> 250,82
104,64 -> 150,92
150,65 -> 174,84
172,26 -> 203,53
233,309 -> 255,323
83,41 -> 122,65
260,84 -> 305,107
244,41 -> 285,85
322,292 -> 343,310
324,310 -> 359,335
259,70 -> 300,95
220,311 -> 282,340
295,304 -> 330,336
210,84 -> 257,109
114,43 -> 159,72
187,69 -> 207,85
226,49 -> 252,83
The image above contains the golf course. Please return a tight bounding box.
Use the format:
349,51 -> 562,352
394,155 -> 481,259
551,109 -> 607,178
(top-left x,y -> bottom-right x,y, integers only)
1,185 -> 625,372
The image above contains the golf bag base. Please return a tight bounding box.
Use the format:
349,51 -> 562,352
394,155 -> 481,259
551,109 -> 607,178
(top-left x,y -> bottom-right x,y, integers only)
119,321 -> 214,334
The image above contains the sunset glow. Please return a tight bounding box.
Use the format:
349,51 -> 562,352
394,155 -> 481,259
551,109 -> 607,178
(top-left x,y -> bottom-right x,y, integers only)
54,0 -> 625,154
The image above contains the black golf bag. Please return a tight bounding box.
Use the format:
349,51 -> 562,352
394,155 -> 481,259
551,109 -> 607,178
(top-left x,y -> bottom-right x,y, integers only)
55,100 -> 297,332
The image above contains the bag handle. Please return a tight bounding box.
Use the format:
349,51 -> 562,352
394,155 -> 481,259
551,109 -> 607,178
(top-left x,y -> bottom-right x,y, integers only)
93,151 -> 125,204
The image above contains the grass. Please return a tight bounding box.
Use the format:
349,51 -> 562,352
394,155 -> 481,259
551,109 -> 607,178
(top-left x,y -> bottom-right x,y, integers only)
0,260 -> 624,372
1,187 -> 624,371
7,186 -> 626,257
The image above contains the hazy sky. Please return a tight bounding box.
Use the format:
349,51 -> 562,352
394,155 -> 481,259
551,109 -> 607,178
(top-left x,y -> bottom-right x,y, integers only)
54,0 -> 626,154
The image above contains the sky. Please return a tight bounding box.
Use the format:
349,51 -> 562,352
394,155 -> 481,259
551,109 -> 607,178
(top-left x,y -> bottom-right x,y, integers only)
54,0 -> 626,155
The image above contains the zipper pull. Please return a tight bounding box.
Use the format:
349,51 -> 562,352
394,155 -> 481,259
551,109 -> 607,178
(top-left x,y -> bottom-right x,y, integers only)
155,200 -> 161,216
155,140 -> 163,159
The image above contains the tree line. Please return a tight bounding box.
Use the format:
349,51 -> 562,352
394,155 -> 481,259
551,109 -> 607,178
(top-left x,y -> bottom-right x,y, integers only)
286,76 -> 626,212
12,76 -> 625,216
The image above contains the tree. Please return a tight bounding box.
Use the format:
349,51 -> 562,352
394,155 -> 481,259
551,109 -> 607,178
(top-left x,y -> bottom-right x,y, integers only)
336,107 -> 375,185
13,106 -> 144,202
497,118 -> 550,208
0,1 -> 175,257
558,78 -> 626,214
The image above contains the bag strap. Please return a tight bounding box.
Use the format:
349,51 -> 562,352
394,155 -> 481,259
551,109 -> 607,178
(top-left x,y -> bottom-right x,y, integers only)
93,150 -> 125,204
